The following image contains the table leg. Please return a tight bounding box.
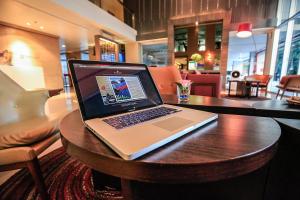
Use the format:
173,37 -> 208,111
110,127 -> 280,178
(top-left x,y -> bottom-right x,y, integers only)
121,179 -> 134,200
92,170 -> 121,190
228,82 -> 231,96
245,83 -> 251,99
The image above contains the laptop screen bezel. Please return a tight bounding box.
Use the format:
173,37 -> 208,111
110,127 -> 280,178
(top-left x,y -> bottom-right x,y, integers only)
68,59 -> 164,120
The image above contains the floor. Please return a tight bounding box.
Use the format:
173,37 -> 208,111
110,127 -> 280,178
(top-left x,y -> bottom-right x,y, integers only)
0,87 -> 293,186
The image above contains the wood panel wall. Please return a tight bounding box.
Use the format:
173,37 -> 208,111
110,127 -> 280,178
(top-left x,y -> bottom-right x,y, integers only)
124,0 -> 278,40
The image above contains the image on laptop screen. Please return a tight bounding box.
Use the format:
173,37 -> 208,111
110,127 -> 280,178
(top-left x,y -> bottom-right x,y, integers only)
96,75 -> 147,105
69,62 -> 163,120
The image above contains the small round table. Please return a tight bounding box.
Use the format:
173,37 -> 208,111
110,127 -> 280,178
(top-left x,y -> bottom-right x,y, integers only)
60,110 -> 281,200
228,79 -> 260,98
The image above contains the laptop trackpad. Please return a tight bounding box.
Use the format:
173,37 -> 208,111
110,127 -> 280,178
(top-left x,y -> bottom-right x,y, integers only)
152,117 -> 193,131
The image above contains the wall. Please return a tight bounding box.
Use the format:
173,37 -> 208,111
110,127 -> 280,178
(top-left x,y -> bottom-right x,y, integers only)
0,24 -> 63,89
174,23 -> 221,70
124,0 -> 278,40
125,42 -> 141,63
101,0 -> 124,22
168,11 -> 231,89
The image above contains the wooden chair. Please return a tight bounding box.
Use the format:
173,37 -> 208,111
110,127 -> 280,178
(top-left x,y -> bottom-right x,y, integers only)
0,70 -> 63,200
245,75 -> 272,96
276,75 -> 300,99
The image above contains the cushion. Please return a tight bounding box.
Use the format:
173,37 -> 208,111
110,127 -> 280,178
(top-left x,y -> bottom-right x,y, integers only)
0,116 -> 60,150
0,133 -> 60,164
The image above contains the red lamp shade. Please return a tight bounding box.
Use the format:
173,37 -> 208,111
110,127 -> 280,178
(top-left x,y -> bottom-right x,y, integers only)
236,23 -> 252,38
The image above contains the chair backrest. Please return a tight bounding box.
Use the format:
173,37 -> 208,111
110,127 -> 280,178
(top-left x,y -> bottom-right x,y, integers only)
280,75 -> 300,88
148,66 -> 182,95
246,75 -> 272,84
286,75 -> 300,89
186,74 -> 222,98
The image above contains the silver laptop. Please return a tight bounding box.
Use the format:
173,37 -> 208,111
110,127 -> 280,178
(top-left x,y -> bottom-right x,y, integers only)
68,60 -> 218,160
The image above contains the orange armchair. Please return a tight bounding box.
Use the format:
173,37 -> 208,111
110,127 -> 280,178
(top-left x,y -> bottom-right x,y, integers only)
148,66 -> 182,95
245,75 -> 272,96
276,75 -> 300,99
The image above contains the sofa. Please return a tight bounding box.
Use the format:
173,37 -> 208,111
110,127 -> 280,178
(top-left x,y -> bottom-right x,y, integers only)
149,66 -> 222,98
182,73 -> 222,98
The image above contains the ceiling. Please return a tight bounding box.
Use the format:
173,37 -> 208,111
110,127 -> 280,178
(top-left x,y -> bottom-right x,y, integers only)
0,0 -> 137,53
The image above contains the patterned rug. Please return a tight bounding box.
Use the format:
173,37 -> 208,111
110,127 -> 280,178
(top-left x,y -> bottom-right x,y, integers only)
0,147 -> 123,200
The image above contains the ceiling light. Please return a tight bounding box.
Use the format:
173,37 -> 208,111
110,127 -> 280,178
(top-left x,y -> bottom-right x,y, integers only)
236,23 -> 252,38
62,44 -> 66,48
26,22 -> 31,26
39,26 -> 44,30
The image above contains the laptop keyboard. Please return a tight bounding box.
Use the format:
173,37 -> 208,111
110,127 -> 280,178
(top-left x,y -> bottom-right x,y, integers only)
103,106 -> 181,129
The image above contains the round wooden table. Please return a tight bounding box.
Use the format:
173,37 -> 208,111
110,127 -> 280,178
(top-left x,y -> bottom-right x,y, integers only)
60,110 -> 281,200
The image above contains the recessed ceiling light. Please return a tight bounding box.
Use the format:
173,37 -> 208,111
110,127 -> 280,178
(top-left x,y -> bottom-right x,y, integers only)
26,22 -> 31,26
62,44 -> 66,48
39,26 -> 44,30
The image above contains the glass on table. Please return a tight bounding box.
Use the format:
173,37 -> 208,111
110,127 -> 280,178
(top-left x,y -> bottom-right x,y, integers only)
176,80 -> 192,101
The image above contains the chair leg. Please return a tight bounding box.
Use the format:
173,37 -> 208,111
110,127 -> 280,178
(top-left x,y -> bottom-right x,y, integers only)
265,89 -> 268,97
280,89 -> 285,100
26,158 -> 48,200
276,89 -> 281,99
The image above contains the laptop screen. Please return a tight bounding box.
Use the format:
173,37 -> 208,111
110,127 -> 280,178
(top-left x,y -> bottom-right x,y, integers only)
68,60 -> 163,120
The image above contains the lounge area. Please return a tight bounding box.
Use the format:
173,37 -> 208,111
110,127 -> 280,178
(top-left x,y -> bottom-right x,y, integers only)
0,0 -> 300,200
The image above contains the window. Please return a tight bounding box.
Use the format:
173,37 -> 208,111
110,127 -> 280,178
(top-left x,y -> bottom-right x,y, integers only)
297,0 -> 300,14
215,23 -> 222,49
274,23 -> 288,81
287,17 -> 300,75
142,44 -> 168,66
174,28 -> 188,52
198,25 -> 206,51
278,0 -> 291,24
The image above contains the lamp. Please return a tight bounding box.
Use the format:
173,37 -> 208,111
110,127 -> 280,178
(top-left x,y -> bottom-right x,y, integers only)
236,23 -> 252,38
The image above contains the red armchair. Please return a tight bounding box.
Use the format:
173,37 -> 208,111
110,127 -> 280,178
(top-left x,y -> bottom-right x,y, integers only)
186,74 -> 222,98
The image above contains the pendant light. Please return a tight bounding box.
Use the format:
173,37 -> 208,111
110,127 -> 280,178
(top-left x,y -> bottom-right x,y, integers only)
236,23 -> 252,38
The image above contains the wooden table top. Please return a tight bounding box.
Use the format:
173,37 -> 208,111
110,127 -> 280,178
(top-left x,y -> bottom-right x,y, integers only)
275,118 -> 300,131
163,95 -> 300,119
228,79 -> 260,83
253,100 -> 300,119
162,94 -> 254,115
60,110 -> 281,184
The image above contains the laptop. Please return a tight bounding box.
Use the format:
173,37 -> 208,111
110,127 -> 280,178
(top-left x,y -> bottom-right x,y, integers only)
68,60 -> 218,160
